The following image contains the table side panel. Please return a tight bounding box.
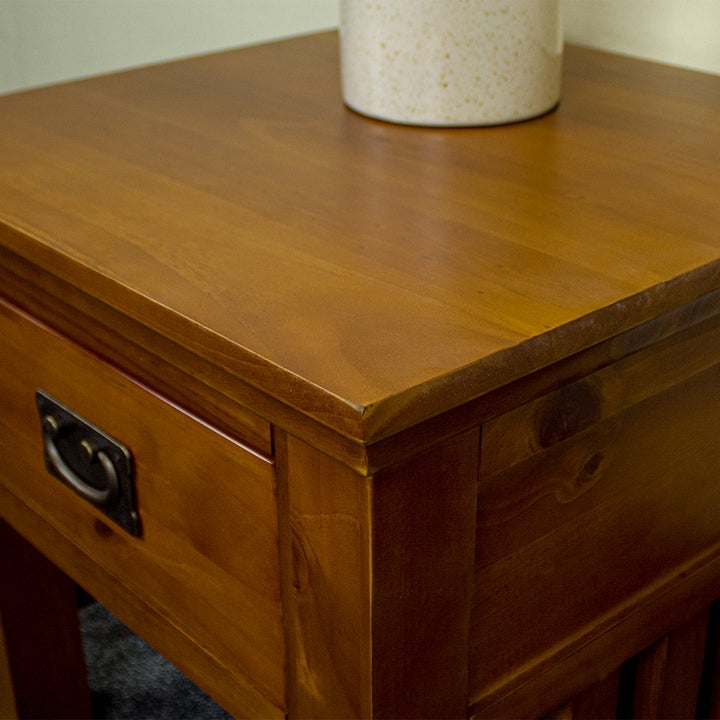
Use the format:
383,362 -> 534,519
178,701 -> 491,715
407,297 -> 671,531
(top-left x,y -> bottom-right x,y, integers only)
470,311 -> 720,714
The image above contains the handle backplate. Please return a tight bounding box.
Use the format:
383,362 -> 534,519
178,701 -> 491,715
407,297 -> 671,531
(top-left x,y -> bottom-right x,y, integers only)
36,390 -> 141,537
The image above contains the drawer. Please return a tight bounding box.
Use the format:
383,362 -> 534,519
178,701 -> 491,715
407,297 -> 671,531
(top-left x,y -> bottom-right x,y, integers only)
470,313 -> 720,710
0,299 -> 284,714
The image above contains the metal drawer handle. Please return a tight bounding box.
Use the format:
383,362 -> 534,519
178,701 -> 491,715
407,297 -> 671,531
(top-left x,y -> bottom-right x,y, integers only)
41,414 -> 119,507
36,391 -> 141,537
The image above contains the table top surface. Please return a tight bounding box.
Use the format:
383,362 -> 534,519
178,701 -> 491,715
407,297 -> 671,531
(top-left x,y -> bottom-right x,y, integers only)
0,32 -> 719,442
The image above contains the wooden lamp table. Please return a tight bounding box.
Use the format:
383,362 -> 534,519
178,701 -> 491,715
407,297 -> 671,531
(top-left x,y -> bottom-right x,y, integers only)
1,32 -> 720,719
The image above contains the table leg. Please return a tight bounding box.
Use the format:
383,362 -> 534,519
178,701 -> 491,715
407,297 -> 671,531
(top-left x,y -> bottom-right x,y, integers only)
0,519 -> 91,719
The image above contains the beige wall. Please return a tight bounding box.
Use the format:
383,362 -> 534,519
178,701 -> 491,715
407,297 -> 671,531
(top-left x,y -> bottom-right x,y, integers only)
1,0 -> 718,96
564,0 -> 720,74
0,0 -> 340,95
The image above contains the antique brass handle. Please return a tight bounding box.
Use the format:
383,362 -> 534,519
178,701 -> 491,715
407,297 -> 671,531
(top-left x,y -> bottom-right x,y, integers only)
36,391 -> 141,537
41,414 -> 119,507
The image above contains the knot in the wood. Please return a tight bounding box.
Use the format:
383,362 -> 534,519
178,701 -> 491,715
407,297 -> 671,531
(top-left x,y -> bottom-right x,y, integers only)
535,380 -> 603,448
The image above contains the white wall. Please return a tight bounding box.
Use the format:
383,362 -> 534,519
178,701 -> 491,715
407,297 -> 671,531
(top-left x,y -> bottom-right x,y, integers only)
1,0 -> 718,96
564,0 -> 720,75
0,0 -> 340,95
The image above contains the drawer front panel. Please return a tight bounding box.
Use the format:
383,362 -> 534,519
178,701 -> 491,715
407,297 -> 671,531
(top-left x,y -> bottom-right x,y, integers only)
470,313 -> 720,710
0,299 -> 284,712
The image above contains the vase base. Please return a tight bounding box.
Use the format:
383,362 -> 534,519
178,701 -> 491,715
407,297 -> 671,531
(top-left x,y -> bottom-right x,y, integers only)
342,98 -> 562,129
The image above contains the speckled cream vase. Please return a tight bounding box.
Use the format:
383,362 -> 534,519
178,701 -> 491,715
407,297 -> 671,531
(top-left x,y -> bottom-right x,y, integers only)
340,0 -> 563,126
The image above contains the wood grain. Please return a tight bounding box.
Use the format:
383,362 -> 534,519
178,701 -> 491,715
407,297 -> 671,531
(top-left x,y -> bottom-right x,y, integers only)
0,486 -> 283,720
630,609 -> 709,719
0,36 -> 718,442
470,310 -> 720,715
0,243 -> 274,456
569,671 -> 622,719
0,520 -> 91,720
469,540 -> 720,719
4,237 -> 720,479
543,670 -> 621,719
371,429 -> 480,718
276,427 -> 479,718
0,298 -> 285,716
1,32 -> 720,720
275,430 -> 373,718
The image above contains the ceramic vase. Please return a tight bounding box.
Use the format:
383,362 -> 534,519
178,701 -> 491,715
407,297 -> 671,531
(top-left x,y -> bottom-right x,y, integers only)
340,0 -> 563,126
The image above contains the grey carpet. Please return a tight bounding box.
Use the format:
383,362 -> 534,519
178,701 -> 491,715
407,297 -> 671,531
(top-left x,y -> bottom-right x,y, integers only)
80,602 -> 234,720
